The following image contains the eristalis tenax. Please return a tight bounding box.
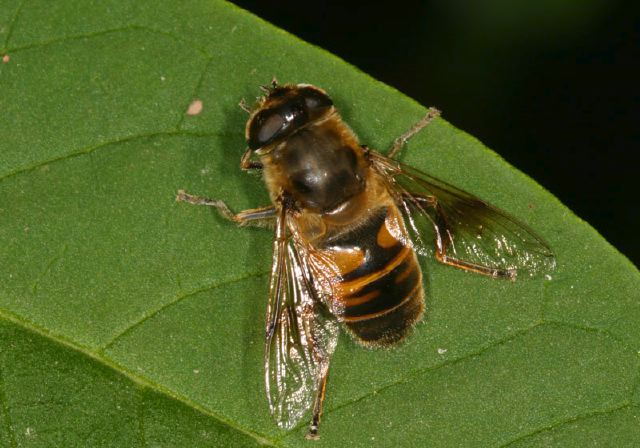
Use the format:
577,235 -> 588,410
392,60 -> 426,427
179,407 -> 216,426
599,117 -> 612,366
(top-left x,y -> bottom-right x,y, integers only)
177,80 -> 555,439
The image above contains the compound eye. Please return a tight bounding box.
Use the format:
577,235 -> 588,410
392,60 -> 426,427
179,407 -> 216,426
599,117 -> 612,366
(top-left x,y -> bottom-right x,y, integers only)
301,88 -> 333,117
248,109 -> 287,150
257,112 -> 285,146
248,101 -> 307,150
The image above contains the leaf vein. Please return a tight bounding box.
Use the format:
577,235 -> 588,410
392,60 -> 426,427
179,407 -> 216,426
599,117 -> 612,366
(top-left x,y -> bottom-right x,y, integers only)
100,270 -> 269,352
7,24 -> 210,58
544,319 -> 628,347
176,55 -> 216,129
0,307 -> 276,447
539,272 -> 553,321
2,0 -> 24,48
312,322 -> 545,433
318,319 -> 636,430
30,244 -> 68,295
0,130 -> 224,185
498,402 -> 631,447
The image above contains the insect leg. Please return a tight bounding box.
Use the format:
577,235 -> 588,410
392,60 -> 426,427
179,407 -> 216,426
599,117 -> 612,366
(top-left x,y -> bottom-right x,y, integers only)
411,195 -> 516,280
240,148 -> 263,171
176,190 -> 275,227
435,251 -> 516,280
238,98 -> 251,113
259,77 -> 279,93
388,107 -> 441,159
306,368 -> 329,440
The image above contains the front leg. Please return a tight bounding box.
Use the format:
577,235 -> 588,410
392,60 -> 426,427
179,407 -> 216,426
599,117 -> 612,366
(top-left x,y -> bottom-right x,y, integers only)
176,190 -> 275,227
387,107 -> 441,159
240,148 -> 263,171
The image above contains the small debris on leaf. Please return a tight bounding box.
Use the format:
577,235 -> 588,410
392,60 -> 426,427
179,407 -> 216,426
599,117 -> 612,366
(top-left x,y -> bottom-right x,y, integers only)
186,99 -> 203,116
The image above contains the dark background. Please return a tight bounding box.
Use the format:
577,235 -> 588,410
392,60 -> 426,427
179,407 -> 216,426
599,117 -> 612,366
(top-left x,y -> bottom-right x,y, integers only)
230,0 -> 639,266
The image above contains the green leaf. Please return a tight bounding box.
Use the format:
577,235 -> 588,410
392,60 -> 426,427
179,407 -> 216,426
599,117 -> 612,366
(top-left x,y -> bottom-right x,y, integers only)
1,1 -> 638,446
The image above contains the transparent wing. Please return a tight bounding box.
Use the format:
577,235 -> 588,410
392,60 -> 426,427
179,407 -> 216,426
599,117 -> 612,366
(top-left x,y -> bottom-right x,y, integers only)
264,205 -> 339,429
371,151 -> 556,277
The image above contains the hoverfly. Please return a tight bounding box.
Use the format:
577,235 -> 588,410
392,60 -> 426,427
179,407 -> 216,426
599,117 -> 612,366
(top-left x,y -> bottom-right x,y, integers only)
177,81 -> 555,439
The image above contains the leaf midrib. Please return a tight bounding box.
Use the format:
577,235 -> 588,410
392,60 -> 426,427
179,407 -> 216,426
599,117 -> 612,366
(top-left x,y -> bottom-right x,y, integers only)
0,301 -> 277,447
3,297 -> 638,448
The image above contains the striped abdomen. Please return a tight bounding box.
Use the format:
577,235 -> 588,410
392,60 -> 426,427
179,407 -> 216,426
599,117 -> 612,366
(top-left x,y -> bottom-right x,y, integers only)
319,205 -> 424,346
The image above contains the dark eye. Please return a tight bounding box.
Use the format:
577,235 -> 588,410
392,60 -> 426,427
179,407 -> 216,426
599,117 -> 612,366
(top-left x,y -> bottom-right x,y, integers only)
300,88 -> 333,117
248,101 -> 307,150
246,86 -> 333,150
256,113 -> 284,146
248,110 -> 280,149
281,101 -> 305,124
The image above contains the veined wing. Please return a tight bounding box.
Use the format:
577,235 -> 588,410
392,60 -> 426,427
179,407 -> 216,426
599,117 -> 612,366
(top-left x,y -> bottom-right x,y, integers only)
371,151 -> 556,277
265,204 -> 339,429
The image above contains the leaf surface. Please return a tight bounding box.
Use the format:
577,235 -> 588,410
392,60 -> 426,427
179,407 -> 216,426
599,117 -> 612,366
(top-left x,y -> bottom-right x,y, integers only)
0,1 -> 638,446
